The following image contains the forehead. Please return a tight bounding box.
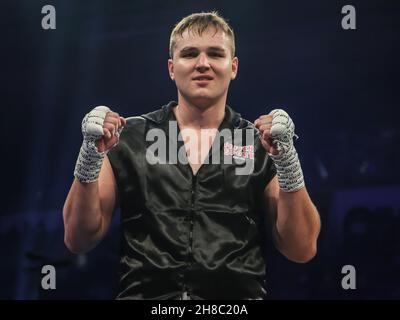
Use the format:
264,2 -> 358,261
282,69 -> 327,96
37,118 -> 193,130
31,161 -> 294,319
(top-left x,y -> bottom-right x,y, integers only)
174,27 -> 230,51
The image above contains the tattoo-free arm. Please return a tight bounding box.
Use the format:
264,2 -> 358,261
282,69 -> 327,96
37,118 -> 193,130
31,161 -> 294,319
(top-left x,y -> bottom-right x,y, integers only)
264,176 -> 321,263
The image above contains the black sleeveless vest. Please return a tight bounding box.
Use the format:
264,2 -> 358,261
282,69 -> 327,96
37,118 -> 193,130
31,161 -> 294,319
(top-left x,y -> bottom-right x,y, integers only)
108,101 -> 276,299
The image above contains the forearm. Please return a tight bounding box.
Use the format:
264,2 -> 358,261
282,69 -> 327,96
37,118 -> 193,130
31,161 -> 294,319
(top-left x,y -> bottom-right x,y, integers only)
64,106 -> 123,253
275,187 -> 320,262
63,179 -> 105,253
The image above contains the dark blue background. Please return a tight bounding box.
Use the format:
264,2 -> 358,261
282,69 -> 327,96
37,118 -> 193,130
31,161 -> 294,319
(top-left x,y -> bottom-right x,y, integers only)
1,0 -> 399,299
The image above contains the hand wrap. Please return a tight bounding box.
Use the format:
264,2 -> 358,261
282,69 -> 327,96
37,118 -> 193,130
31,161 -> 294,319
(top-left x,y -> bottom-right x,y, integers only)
268,109 -> 305,192
74,106 -> 111,183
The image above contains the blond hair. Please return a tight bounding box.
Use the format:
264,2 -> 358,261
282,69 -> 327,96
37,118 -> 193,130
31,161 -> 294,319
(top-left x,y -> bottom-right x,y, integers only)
169,11 -> 235,58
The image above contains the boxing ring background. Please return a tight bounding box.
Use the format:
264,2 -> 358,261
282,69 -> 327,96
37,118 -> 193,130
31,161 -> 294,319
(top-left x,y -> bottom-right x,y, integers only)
1,0 -> 399,299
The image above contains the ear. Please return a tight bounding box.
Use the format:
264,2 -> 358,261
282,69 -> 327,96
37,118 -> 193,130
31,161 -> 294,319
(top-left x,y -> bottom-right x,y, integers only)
168,59 -> 174,81
231,57 -> 238,80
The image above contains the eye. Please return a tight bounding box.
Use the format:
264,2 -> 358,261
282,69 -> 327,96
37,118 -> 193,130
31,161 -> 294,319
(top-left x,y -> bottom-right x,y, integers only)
182,52 -> 197,58
208,52 -> 224,58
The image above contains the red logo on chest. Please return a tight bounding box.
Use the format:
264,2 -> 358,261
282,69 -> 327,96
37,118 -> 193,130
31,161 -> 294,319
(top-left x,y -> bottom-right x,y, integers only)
224,142 -> 254,160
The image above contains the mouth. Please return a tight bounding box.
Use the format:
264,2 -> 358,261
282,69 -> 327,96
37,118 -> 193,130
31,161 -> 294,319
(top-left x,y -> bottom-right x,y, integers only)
192,75 -> 214,85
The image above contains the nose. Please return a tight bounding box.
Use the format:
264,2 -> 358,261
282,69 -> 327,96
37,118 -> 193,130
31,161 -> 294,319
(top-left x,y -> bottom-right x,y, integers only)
195,52 -> 210,72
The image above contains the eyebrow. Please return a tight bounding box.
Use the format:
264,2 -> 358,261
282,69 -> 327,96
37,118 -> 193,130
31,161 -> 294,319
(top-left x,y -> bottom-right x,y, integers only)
179,46 -> 227,53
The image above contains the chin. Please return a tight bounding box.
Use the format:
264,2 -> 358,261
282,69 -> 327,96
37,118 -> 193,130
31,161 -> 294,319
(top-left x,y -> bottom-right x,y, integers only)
188,96 -> 216,109
180,89 -> 224,108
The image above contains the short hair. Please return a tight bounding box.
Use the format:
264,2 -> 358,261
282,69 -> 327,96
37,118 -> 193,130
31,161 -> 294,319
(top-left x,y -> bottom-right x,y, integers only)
169,11 -> 236,58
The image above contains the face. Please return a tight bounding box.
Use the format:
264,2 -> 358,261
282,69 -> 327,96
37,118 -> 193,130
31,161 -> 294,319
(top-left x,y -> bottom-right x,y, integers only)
168,27 -> 238,108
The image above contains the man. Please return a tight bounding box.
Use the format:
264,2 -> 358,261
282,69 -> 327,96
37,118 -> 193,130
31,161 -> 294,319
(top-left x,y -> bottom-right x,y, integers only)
63,12 -> 320,299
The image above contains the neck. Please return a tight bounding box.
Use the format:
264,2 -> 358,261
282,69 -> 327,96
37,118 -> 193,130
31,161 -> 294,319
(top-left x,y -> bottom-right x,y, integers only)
174,95 -> 226,129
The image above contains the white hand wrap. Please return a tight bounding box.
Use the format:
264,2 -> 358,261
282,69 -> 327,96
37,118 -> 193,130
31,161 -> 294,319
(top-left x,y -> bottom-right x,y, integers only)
268,109 -> 305,192
74,106 -> 110,183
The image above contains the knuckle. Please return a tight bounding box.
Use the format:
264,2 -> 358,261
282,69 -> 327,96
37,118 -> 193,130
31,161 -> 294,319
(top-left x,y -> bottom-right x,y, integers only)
105,123 -> 115,131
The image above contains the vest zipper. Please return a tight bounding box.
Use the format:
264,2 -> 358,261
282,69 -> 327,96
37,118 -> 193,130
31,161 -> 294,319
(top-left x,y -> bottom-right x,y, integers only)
189,174 -> 196,256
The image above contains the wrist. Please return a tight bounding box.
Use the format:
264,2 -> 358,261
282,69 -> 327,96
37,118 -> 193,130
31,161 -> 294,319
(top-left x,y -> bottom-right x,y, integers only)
270,146 -> 305,192
74,138 -> 107,183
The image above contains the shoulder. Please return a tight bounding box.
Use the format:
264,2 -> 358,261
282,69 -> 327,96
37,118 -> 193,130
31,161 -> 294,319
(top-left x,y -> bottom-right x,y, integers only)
232,112 -> 260,141
118,116 -> 147,142
123,102 -> 173,129
123,116 -> 147,129
118,102 -> 172,142
226,105 -> 256,131
237,117 -> 256,130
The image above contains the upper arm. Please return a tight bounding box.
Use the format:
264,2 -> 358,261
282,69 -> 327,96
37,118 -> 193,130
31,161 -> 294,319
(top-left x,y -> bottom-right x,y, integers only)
98,155 -> 118,231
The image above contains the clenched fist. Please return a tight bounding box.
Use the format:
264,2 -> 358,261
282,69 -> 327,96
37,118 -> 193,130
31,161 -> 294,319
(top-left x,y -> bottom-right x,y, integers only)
74,106 -> 126,183
254,109 -> 296,156
95,110 -> 126,152
254,109 -> 304,192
